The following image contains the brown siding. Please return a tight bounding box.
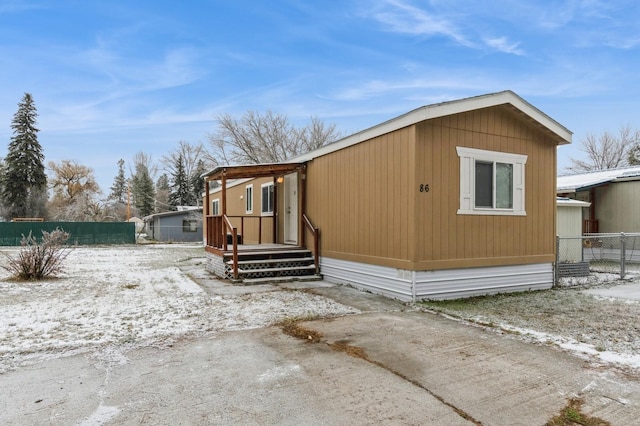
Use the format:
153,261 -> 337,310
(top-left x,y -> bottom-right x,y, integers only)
306,126 -> 416,269
413,105 -> 557,269
307,104 -> 557,270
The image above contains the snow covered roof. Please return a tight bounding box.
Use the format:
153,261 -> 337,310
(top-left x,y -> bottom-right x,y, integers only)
143,207 -> 203,221
556,197 -> 590,207
557,166 -> 640,193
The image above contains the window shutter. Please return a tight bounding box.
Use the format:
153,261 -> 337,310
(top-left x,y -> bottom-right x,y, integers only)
458,151 -> 473,213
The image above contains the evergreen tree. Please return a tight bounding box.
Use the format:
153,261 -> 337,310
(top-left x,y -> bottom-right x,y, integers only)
1,93 -> 47,219
168,153 -> 191,206
131,163 -> 155,217
190,159 -> 207,206
154,174 -> 173,213
156,173 -> 170,193
109,159 -> 127,203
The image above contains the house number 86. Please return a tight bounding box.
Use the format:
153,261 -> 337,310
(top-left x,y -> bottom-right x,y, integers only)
419,184 -> 430,193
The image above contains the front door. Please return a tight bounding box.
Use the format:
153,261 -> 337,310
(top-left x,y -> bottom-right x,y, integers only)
284,173 -> 298,244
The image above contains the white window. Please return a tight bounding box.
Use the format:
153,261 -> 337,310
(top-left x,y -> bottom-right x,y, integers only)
245,184 -> 253,214
456,147 -> 527,216
182,219 -> 198,232
261,183 -> 274,215
212,199 -> 220,216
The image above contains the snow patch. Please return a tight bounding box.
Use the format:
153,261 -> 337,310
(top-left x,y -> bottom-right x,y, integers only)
0,245 -> 358,373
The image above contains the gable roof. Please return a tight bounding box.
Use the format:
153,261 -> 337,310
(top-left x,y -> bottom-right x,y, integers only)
291,90 -> 571,164
557,166 -> 640,193
204,90 -> 571,195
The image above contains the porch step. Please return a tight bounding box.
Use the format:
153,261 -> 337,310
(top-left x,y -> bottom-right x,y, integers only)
223,247 -> 318,282
228,256 -> 315,266
241,274 -> 323,285
237,264 -> 316,274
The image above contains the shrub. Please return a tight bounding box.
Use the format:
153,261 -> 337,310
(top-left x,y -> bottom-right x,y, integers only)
2,229 -> 71,280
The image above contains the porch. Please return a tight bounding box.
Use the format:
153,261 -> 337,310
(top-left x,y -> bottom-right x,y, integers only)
203,163 -> 320,282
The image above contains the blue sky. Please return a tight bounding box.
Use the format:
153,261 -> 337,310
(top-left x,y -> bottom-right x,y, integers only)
1,0 -> 640,192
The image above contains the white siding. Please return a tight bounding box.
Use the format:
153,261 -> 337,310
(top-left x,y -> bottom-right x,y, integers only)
321,257 -> 413,301
414,263 -> 553,300
321,257 -> 553,301
557,203 -> 586,262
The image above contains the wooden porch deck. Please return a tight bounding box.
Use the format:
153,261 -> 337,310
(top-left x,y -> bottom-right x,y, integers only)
205,243 -> 303,256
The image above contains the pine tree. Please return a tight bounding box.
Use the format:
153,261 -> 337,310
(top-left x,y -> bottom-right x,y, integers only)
154,174 -> 173,213
109,159 -> 127,203
168,154 -> 192,206
1,93 -> 47,219
190,159 -> 207,206
131,163 -> 155,217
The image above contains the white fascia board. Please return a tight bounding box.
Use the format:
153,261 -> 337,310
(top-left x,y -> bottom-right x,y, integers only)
294,91 -> 571,164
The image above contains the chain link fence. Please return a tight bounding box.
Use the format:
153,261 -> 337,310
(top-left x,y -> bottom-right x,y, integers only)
556,233 -> 640,284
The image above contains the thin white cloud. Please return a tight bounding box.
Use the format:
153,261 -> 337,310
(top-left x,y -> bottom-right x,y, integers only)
367,0 -> 473,47
483,37 -> 525,55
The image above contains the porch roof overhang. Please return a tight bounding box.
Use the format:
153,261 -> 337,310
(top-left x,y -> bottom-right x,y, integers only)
204,162 -> 306,181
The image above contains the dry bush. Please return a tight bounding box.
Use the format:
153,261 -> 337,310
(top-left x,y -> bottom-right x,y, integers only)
2,229 -> 71,280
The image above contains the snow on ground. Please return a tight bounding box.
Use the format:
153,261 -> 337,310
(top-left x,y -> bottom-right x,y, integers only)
0,244 -> 358,373
421,273 -> 640,373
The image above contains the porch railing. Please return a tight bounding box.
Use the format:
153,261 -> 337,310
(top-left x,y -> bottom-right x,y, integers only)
301,213 -> 320,274
223,215 -> 239,279
206,215 -> 238,279
206,215 -> 275,247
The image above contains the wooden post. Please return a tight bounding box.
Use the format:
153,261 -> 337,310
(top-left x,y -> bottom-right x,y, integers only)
273,176 -> 278,244
300,168 -> 307,247
205,179 -> 210,216
222,172 -> 227,251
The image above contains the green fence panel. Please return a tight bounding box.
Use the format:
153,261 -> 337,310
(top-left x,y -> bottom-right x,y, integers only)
0,222 -> 136,246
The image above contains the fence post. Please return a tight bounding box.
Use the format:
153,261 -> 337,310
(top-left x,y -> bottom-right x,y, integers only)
620,232 -> 626,280
554,236 -> 560,287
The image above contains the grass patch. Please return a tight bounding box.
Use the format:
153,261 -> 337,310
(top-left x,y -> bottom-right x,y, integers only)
278,317 -> 323,343
546,399 -> 610,426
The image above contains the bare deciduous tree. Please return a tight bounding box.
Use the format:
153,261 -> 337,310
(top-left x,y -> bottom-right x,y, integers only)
208,111 -> 342,165
48,160 -> 103,221
48,160 -> 100,202
568,125 -> 640,172
161,141 -> 210,178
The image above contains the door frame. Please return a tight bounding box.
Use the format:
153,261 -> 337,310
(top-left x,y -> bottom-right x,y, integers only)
284,173 -> 298,244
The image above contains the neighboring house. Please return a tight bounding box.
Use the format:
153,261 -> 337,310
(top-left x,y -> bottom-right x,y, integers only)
557,166 -> 640,234
144,207 -> 203,242
204,91 -> 571,301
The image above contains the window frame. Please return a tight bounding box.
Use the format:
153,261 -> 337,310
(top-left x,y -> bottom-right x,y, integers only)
260,182 -> 274,216
245,184 -> 253,214
211,199 -> 220,216
456,146 -> 527,216
182,219 -> 198,232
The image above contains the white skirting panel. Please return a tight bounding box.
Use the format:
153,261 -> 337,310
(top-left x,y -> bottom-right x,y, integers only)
320,257 -> 414,301
320,257 -> 553,301
414,263 -> 553,300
